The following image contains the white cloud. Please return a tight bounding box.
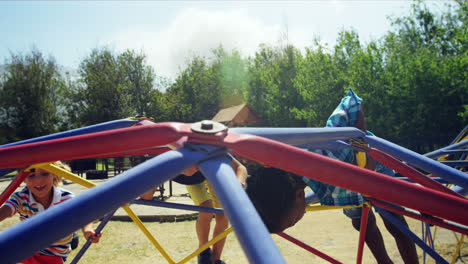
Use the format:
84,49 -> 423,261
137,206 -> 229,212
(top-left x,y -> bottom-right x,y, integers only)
105,7 -> 282,79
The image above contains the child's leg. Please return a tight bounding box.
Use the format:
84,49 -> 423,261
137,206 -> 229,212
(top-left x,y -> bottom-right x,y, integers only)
379,212 -> 419,264
187,182 -> 213,248
350,209 -> 393,264
207,181 -> 228,262
196,200 -> 214,247
212,213 -> 228,262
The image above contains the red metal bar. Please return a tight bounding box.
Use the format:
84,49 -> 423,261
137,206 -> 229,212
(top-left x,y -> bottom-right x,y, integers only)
356,206 -> 370,264
368,198 -> 468,236
277,232 -> 342,264
0,170 -> 30,205
189,132 -> 468,227
363,146 -> 464,198
0,122 -> 190,168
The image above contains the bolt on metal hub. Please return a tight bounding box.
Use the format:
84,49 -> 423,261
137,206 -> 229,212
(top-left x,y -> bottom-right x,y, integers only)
191,120 -> 227,134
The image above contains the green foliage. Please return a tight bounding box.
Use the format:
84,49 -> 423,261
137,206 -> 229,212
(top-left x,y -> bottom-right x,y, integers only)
293,41 -> 344,127
164,56 -> 221,122
376,0 -> 468,151
247,44 -> 305,127
0,49 -> 65,143
162,47 -> 251,123
66,48 -> 162,127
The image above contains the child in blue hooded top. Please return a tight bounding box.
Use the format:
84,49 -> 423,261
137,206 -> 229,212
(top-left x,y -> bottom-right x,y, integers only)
246,88 -> 418,264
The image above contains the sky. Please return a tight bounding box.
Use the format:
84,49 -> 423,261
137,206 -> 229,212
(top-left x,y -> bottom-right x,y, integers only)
0,1 -> 450,79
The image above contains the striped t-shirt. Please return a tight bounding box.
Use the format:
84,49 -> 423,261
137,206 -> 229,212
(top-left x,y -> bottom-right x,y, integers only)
5,186 -> 75,260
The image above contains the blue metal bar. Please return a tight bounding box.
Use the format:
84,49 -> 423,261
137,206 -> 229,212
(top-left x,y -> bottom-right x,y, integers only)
424,140 -> 468,159
449,124 -> 468,145
0,147 -> 215,263
421,221 -> 427,264
132,199 -> 224,214
397,177 -> 449,184
425,223 -> 435,251
199,154 -> 286,264
70,209 -> 117,264
0,119 -> 139,148
430,149 -> 468,156
365,136 -> 468,190
451,186 -> 468,196
230,127 -> 365,146
0,119 -> 141,177
439,160 -> 468,167
375,207 -> 448,264
297,140 -> 350,151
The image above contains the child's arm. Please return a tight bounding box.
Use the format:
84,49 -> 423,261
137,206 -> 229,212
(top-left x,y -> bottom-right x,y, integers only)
0,205 -> 13,223
232,158 -> 248,188
82,223 -> 102,243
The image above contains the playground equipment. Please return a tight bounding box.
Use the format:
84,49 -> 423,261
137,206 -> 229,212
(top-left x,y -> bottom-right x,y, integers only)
0,118 -> 467,263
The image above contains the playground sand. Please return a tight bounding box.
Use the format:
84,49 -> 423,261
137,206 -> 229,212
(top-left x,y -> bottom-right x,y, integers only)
1,175 -> 466,263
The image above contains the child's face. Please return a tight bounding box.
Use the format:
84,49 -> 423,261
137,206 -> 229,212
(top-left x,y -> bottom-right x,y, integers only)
24,168 -> 55,202
278,188 -> 306,232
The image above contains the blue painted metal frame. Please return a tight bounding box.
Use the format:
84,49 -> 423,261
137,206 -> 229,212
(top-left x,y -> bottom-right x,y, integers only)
133,199 -> 224,214
424,139 -> 468,159
70,209 -> 117,264
374,207 -> 448,264
198,154 -> 286,264
0,119 -> 139,149
231,127 -> 364,146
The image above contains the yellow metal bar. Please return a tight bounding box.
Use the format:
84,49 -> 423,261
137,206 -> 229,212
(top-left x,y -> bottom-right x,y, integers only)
122,205 -> 175,264
176,227 -> 233,264
43,163 -> 176,264
451,235 -> 465,264
45,164 -> 95,188
306,203 -> 366,212
452,231 -> 461,244
24,162 -> 54,172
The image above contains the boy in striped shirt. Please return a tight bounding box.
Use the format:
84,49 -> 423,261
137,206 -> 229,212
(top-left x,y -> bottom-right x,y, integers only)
0,161 -> 102,264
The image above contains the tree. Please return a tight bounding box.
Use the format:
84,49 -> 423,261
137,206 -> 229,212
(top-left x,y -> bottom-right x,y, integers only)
67,48 -> 161,127
247,44 -> 304,127
164,56 -> 221,122
293,41 -> 344,127
0,49 -> 65,143
119,50 -> 159,118
380,1 -> 468,151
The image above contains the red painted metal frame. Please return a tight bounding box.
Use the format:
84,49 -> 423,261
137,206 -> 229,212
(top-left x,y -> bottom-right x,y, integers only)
0,170 -> 30,205
368,198 -> 468,236
361,145 -> 464,198
277,232 -> 342,264
356,206 -> 370,264
0,122 -> 467,228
